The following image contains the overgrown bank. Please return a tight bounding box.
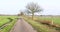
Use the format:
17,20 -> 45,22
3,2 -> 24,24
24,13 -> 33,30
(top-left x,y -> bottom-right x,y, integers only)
23,16 -> 58,32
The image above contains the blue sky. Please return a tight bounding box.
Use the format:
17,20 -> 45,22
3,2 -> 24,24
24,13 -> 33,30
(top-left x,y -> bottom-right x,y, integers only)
0,0 -> 60,15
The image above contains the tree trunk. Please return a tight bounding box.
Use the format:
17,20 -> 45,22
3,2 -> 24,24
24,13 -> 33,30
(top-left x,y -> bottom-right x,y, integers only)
32,12 -> 34,20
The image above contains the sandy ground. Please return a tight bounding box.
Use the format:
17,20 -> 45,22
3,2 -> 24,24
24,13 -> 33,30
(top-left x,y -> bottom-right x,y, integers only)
10,18 -> 37,32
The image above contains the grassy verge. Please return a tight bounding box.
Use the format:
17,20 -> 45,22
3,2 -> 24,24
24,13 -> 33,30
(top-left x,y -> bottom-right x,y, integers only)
0,16 -> 18,26
0,19 -> 17,32
0,16 -> 19,32
23,16 -> 57,32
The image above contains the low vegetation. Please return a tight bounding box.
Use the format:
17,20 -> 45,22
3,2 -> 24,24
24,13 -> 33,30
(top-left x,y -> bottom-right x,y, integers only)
0,19 -> 17,32
0,16 -> 18,32
23,16 -> 58,32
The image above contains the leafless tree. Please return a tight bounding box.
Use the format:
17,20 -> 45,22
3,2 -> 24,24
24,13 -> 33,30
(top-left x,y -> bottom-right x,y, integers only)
26,2 -> 43,20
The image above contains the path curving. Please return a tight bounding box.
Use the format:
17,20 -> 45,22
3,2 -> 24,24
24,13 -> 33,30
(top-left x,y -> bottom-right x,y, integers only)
10,18 -> 37,32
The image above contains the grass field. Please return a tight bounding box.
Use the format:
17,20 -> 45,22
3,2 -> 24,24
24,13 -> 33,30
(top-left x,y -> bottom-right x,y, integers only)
35,16 -> 60,25
23,16 -> 60,32
0,16 -> 18,32
0,15 -> 60,32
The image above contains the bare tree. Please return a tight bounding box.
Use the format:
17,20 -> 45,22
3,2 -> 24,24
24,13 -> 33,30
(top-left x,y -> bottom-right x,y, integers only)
20,12 -> 24,16
18,12 -> 24,16
26,2 -> 43,20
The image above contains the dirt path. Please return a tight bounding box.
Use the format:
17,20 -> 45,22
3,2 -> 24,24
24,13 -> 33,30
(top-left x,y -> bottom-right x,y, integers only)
10,18 -> 37,32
